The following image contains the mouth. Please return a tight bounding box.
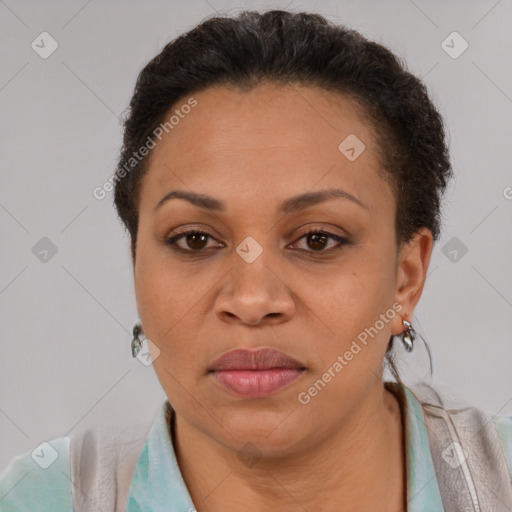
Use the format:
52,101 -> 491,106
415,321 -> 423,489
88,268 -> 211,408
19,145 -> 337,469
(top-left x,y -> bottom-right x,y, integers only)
208,348 -> 306,398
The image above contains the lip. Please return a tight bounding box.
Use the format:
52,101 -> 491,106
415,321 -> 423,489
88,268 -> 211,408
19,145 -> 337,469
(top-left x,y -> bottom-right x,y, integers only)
209,348 -> 305,371
208,348 -> 306,398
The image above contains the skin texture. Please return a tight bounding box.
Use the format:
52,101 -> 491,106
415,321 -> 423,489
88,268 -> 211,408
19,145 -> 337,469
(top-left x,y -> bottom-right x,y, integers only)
133,82 -> 433,511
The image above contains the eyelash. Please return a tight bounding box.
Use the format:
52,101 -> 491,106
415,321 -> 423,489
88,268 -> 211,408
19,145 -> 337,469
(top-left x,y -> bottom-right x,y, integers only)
165,228 -> 349,255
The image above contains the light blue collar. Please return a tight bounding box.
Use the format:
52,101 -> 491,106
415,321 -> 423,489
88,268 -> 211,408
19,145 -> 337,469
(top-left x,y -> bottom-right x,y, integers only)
126,401 -> 195,512
385,381 -> 445,511
126,382 -> 444,511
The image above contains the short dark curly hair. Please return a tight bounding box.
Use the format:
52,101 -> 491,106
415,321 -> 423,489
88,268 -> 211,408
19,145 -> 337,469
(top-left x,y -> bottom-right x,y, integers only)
114,9 -> 452,261
114,9 -> 451,381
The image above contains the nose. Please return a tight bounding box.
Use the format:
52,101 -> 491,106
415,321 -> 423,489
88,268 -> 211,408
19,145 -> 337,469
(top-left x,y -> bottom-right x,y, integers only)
214,252 -> 296,326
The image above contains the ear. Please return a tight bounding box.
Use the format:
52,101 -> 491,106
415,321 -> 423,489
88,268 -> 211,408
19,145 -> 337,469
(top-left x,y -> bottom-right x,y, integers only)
390,227 -> 433,335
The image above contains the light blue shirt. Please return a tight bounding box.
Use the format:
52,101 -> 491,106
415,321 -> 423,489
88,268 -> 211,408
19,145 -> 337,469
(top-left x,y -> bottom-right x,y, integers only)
1,382 -> 511,511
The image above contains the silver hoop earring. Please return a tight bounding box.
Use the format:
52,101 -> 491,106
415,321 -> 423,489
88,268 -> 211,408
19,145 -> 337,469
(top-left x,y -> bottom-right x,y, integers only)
401,319 -> 416,352
131,324 -> 143,358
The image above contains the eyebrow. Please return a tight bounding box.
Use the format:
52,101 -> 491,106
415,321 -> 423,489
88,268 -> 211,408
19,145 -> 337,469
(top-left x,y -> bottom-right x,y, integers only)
154,187 -> 368,214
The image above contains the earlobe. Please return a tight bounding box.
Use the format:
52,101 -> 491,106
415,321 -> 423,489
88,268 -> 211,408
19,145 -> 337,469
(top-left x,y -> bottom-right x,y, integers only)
391,227 -> 433,334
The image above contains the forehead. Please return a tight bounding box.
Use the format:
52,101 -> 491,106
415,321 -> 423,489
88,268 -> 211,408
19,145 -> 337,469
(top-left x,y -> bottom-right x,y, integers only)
140,82 -> 389,212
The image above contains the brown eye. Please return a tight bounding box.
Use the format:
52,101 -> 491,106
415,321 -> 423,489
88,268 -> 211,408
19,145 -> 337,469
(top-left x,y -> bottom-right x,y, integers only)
166,230 -> 221,252
184,232 -> 208,250
291,230 -> 349,253
306,232 -> 329,251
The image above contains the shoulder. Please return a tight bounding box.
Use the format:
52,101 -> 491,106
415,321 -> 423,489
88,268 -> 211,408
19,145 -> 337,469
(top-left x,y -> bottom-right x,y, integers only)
69,418 -> 155,512
0,436 -> 73,512
494,414 -> 512,482
405,381 -> 512,482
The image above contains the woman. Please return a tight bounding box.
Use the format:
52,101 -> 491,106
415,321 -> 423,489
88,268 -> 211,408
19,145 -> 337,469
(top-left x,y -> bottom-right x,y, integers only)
1,9 -> 511,512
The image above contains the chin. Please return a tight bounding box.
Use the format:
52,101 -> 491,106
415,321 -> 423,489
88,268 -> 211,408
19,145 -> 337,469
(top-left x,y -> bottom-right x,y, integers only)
212,404 -> 308,455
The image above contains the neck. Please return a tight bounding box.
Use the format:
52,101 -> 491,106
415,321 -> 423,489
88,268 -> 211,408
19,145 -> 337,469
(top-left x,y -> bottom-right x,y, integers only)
173,381 -> 406,512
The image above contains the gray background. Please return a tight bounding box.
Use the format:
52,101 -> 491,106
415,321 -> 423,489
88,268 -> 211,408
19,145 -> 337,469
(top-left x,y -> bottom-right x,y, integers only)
1,0 -> 511,471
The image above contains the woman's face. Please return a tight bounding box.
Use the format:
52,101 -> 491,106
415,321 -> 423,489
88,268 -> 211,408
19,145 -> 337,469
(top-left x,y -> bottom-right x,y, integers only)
134,83 -> 431,455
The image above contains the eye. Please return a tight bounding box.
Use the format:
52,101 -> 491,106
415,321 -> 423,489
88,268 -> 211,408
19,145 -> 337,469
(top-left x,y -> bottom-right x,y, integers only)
166,230 -> 223,251
290,229 -> 349,252
165,228 -> 349,254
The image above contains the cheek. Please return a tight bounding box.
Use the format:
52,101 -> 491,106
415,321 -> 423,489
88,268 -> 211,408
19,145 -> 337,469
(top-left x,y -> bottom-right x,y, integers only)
134,240 -> 219,388
135,261 -> 204,351
135,259 -> 205,402
312,253 -> 396,333
303,251 -> 397,379
134,224 -> 197,329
